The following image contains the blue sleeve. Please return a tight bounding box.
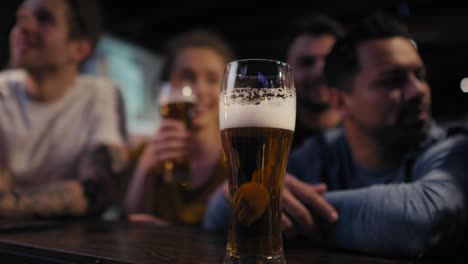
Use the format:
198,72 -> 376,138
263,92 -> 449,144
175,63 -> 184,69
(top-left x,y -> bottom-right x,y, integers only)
287,138 -> 323,183
203,189 -> 230,231
322,135 -> 468,257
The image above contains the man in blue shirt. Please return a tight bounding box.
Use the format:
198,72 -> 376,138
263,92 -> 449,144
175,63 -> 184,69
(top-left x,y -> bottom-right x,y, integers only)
204,12 -> 468,257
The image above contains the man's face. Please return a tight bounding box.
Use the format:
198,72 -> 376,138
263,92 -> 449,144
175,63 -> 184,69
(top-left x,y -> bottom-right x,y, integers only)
287,34 -> 336,111
342,37 -> 431,145
9,0 -> 77,71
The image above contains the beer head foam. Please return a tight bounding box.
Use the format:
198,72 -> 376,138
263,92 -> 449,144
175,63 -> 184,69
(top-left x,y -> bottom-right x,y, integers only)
159,83 -> 196,105
219,88 -> 296,131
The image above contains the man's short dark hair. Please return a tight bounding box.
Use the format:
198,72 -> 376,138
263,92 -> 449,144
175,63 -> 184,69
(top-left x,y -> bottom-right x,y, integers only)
160,29 -> 235,81
65,0 -> 102,52
324,11 -> 411,92
284,14 -> 344,59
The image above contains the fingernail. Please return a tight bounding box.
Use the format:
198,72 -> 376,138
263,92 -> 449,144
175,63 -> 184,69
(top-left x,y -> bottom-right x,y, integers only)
329,212 -> 338,222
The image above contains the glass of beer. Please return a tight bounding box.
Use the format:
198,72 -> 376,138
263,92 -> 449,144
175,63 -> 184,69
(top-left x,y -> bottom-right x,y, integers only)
158,82 -> 195,186
220,59 -> 296,264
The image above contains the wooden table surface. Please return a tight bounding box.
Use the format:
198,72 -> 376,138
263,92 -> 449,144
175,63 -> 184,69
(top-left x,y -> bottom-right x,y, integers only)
0,221 -> 453,264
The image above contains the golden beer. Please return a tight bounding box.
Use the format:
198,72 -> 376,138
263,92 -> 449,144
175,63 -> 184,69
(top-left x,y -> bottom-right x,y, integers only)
220,95 -> 295,264
222,127 -> 293,259
220,59 -> 295,264
160,101 -> 194,129
159,100 -> 194,185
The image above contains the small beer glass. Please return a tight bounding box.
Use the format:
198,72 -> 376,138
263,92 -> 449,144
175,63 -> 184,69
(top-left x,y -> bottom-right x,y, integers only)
159,82 -> 195,186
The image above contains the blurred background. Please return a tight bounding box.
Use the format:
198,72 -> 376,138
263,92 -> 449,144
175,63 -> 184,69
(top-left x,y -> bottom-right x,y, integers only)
1,0 -> 467,135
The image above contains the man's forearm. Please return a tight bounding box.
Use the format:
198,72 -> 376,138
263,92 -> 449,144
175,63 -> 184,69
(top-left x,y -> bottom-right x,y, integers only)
0,180 -> 87,219
322,172 -> 466,257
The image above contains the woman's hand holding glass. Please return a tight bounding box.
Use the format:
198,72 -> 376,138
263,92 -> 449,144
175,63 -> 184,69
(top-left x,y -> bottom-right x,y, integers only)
136,119 -> 191,183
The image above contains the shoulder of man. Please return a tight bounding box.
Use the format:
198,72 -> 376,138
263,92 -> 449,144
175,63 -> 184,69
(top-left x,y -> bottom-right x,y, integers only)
444,122 -> 468,138
432,122 -> 468,153
288,127 -> 345,181
291,127 -> 345,156
432,123 -> 468,155
413,123 -> 468,178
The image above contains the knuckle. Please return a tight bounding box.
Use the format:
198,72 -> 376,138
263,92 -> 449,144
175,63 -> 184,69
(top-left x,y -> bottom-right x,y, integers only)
296,212 -> 311,224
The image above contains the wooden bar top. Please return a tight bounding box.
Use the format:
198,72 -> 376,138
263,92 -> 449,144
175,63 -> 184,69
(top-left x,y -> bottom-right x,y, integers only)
0,221 -> 451,264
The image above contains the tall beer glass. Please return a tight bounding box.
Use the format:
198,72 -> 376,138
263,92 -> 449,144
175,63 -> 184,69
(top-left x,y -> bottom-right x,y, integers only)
220,59 -> 296,264
159,82 -> 195,185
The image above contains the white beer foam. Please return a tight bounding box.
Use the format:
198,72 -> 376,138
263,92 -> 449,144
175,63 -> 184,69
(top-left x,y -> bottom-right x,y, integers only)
219,88 -> 296,131
159,83 -> 196,104
161,94 -> 195,104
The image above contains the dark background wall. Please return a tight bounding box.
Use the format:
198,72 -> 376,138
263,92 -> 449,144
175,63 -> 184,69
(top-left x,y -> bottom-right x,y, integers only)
2,0 -> 467,123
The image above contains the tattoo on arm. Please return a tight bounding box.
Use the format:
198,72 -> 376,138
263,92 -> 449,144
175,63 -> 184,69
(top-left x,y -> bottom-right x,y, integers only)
0,144 -> 127,219
1,181 -> 88,218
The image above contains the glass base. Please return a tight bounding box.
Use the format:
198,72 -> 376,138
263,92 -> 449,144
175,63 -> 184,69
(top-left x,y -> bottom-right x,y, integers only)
223,252 -> 286,264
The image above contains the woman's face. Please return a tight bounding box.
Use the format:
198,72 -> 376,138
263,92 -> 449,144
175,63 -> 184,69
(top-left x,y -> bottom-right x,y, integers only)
170,47 -> 225,130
